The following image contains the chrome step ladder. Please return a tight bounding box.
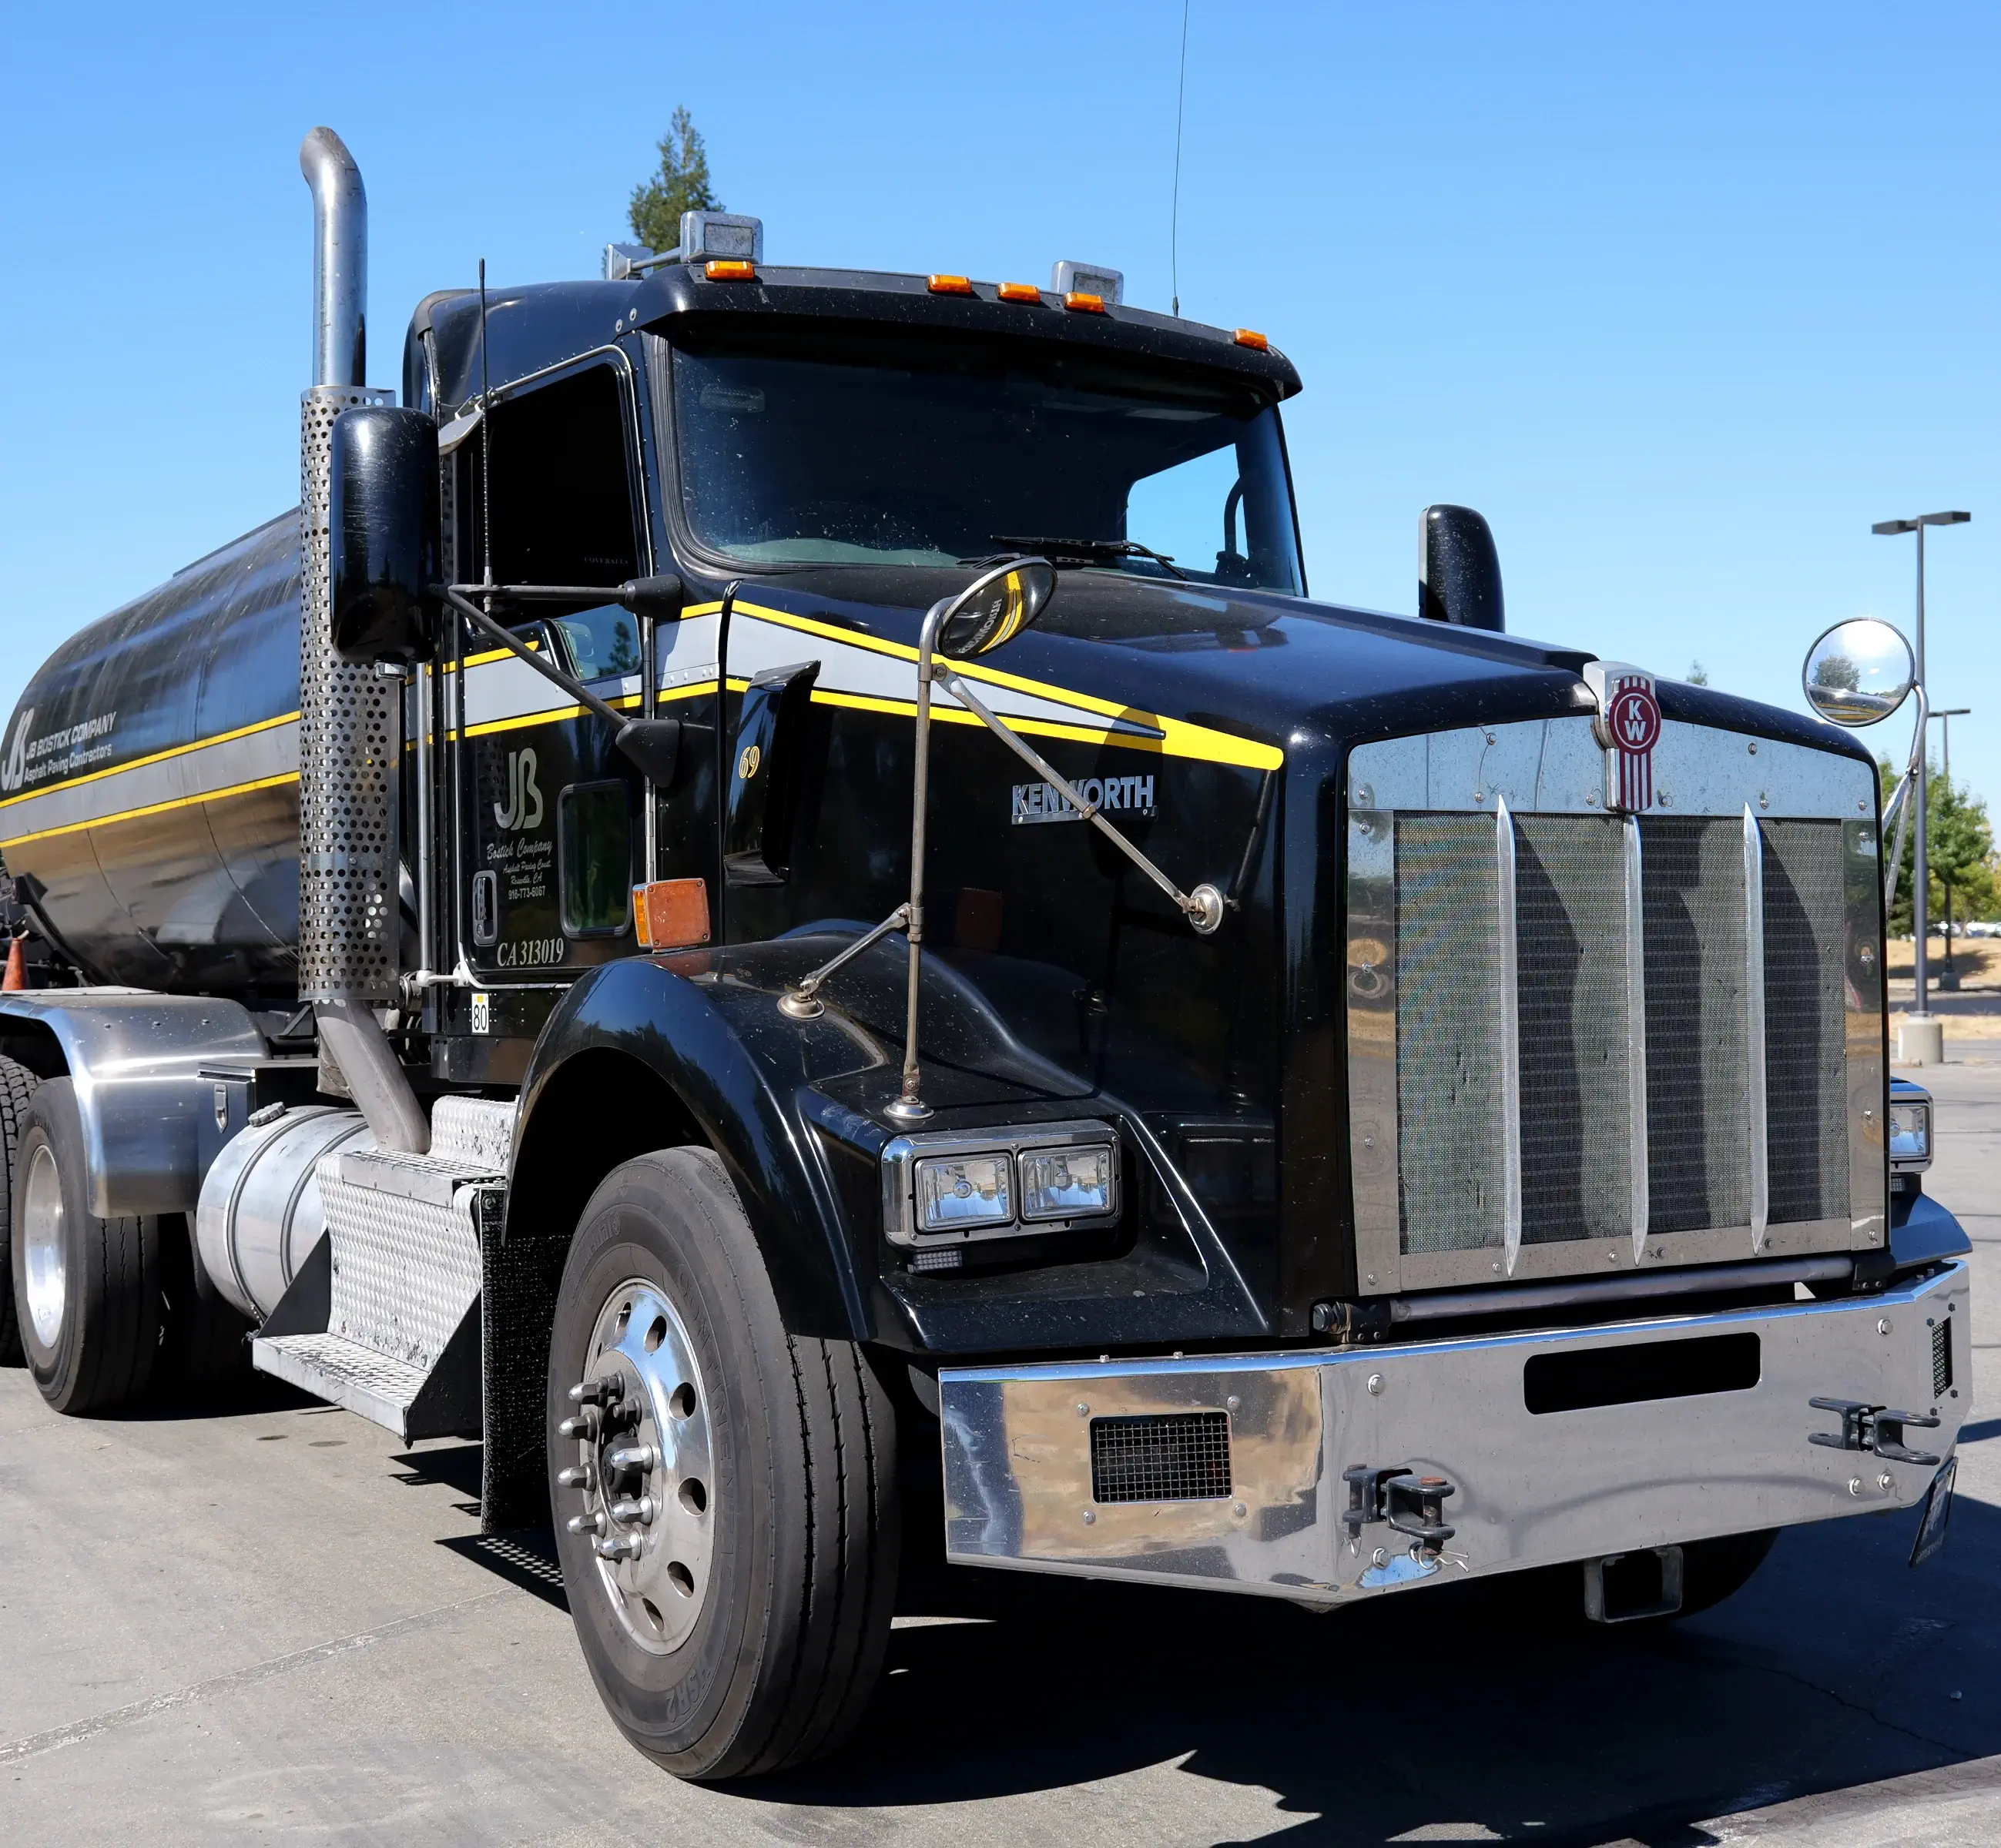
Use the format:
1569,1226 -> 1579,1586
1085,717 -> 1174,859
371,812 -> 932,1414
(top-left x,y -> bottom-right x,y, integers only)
252,1096 -> 514,1440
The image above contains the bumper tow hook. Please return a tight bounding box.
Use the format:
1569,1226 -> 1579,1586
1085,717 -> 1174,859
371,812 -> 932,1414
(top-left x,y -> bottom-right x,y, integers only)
1808,1398 -> 1943,1468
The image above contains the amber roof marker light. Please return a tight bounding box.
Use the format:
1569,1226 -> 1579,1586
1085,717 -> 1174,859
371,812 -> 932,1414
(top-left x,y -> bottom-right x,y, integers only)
1063,291 -> 1107,314
997,281 -> 1043,303
706,258 -> 757,281
927,274 -> 976,295
1233,328 -> 1270,351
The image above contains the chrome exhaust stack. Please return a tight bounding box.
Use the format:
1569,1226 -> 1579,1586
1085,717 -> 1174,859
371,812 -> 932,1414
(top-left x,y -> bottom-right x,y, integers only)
297,126 -> 427,1153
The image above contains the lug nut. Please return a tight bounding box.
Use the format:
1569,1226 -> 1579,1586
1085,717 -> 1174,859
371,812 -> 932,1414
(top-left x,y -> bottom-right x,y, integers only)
568,1379 -> 615,1405
612,1496 -> 658,1526
567,1509 -> 606,1536
595,1534 -> 642,1562
556,1464 -> 595,1491
605,1444 -> 659,1474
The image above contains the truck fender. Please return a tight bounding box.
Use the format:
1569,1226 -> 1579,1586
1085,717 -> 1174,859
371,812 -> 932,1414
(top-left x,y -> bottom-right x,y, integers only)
0,992 -> 266,1216
483,954 -> 872,1531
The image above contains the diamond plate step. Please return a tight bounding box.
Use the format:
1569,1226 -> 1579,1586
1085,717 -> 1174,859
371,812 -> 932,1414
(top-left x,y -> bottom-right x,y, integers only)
254,1331 -> 436,1440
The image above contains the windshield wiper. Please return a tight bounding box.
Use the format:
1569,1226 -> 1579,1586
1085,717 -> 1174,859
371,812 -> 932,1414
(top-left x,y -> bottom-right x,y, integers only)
984,535 -> 1187,581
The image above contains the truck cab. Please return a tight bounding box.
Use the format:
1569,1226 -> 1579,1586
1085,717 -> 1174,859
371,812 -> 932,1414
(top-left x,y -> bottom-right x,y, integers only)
0,145 -> 1970,1784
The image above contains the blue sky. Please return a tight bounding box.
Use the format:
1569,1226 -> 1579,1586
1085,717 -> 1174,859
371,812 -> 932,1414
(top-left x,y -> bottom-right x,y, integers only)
0,2 -> 1993,803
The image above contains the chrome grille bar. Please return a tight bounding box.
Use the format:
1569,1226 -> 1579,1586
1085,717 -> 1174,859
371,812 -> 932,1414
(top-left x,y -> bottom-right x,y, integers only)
1624,815 -> 1651,1265
1497,796 -> 1523,1276
1743,806 -> 1769,1253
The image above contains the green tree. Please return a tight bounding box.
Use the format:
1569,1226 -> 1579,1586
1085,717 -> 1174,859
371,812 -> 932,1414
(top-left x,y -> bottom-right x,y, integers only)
1687,661 -> 1710,686
1879,759 -> 1999,936
629,107 -> 720,252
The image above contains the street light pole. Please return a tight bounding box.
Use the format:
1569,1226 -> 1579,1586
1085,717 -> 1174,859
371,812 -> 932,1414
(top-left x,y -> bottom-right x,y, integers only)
1872,511 -> 1970,1029
1932,707 -> 1971,787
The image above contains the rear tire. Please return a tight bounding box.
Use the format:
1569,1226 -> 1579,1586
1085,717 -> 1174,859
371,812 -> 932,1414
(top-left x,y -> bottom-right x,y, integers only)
0,1052 -> 41,1366
10,1078 -> 161,1412
548,1147 -> 898,1780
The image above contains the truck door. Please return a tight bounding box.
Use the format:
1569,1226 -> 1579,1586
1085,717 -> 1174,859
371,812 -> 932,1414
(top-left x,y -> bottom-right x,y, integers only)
441,350 -> 709,1011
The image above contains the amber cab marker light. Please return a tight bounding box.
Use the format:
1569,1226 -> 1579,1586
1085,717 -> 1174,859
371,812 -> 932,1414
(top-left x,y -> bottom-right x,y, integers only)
1064,290 -> 1107,314
1233,328 -> 1270,351
706,259 -> 757,281
997,281 -> 1043,303
928,273 -> 976,295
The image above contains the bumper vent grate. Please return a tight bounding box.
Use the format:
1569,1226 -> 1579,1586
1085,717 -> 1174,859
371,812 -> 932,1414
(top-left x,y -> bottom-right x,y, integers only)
1932,1318 -> 1954,1398
1089,1411 -> 1232,1504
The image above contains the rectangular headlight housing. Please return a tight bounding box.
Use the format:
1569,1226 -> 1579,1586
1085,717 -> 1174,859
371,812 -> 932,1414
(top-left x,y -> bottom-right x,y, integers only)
1018,1143 -> 1116,1222
1889,1099 -> 1931,1167
914,1153 -> 1012,1233
882,1120 -> 1121,1249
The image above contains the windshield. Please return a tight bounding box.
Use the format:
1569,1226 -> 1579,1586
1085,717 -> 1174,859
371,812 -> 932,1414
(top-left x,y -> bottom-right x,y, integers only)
664,324 -> 1302,593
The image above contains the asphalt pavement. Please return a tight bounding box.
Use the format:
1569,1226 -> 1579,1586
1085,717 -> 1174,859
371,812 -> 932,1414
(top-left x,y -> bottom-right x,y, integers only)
2,1060 -> 1999,1846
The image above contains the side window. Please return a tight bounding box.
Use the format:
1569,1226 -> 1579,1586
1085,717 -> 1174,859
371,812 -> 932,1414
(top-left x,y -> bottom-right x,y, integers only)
559,782 -> 632,936
464,360 -> 643,670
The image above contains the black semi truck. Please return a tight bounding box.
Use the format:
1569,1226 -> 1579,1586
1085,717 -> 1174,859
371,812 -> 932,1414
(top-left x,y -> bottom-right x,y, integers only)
0,129 -> 1969,1779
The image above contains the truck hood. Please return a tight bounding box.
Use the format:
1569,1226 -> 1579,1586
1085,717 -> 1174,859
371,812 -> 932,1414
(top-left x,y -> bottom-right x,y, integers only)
736,564 -> 1864,768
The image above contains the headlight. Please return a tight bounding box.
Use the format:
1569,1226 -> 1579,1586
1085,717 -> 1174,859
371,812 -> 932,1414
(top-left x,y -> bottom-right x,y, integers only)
1889,1100 -> 1931,1165
913,1153 -> 1013,1232
883,1121 -> 1123,1249
1019,1144 -> 1116,1221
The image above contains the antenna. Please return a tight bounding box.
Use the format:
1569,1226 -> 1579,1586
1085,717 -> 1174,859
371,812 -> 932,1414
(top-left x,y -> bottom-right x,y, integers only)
478,259 -> 494,594
1171,0 -> 1190,317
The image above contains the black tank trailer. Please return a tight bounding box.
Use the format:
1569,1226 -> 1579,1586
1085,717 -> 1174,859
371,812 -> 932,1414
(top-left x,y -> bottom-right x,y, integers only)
0,129 -> 1971,1784
0,514 -> 304,997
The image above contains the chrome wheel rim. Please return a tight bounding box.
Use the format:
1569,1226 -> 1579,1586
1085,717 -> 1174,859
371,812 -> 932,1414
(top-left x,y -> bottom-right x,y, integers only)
21,1141 -> 65,1349
558,1277 -> 716,1655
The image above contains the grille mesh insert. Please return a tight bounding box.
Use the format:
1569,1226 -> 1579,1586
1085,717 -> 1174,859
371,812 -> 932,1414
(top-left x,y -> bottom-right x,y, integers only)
1514,815 -> 1634,1243
1932,1318 -> 1954,1398
1761,821 -> 1851,1225
1641,818 -> 1751,1234
1089,1412 -> 1233,1504
1395,815 -> 1503,1255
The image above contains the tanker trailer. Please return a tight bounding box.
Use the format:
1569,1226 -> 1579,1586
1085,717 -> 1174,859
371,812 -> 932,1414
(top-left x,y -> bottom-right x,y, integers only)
0,126 -> 1971,1783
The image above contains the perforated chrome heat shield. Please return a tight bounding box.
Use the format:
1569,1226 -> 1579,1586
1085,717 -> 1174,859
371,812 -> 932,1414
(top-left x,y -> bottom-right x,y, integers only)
1346,716 -> 1885,1294
299,386 -> 397,1003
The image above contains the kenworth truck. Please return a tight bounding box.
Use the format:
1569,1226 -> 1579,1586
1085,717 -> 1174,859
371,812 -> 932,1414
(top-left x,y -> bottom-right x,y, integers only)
0,129 -> 1969,1779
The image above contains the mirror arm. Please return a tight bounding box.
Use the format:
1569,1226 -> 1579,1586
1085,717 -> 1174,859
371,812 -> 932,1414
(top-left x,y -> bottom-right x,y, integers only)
778,904 -> 914,1021
1882,681 -> 1930,913
938,670 -> 1226,936
437,585 -> 628,729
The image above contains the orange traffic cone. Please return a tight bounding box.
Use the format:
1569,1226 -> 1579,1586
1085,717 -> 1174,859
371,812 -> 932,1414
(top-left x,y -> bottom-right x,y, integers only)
3,936 -> 26,991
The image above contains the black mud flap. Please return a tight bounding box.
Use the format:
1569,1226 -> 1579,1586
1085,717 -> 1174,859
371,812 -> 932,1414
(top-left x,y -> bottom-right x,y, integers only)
1910,1456 -> 1957,1568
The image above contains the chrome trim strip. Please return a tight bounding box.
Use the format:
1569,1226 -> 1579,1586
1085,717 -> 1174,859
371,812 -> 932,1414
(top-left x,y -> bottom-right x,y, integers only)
1625,815 -> 1650,1264
1346,799 -> 1400,1293
1743,806 -> 1769,1254
1496,796 -> 1522,1277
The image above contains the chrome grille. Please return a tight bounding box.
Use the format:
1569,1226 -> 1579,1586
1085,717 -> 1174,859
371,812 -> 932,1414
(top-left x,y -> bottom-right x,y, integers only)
1347,716 -> 1884,1292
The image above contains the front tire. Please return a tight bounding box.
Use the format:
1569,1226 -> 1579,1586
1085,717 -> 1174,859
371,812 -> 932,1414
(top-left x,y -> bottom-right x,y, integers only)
548,1147 -> 898,1780
10,1078 -> 161,1412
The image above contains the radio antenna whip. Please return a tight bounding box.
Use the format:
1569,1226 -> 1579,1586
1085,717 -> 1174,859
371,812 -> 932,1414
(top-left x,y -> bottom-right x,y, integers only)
478,258 -> 494,592
1170,0 -> 1190,317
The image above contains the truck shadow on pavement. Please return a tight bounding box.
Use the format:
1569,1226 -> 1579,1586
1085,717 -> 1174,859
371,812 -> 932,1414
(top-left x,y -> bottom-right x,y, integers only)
749,1473 -> 2001,1846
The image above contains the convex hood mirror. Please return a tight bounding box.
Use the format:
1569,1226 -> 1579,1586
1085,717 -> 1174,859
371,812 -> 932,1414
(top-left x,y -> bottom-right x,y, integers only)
933,560 -> 1058,659
1802,618 -> 1916,726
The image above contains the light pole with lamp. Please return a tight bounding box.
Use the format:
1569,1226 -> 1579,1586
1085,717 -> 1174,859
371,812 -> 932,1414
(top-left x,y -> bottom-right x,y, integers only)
1872,511 -> 1970,1059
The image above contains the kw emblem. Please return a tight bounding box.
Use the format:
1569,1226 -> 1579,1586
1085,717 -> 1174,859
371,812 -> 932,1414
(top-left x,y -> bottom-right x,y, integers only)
1584,661 -> 1661,813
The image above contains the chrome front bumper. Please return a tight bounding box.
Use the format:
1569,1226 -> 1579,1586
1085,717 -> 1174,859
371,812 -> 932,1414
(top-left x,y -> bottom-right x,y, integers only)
937,1262 -> 1969,1605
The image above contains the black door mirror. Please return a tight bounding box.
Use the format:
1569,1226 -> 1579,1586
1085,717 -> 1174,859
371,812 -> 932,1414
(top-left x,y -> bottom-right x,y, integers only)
936,561 -> 1058,658
1418,504 -> 1505,633
329,405 -> 441,664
